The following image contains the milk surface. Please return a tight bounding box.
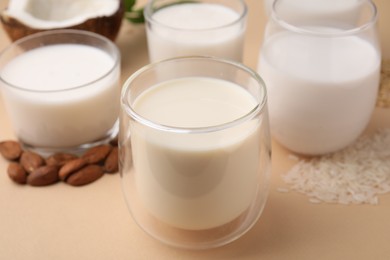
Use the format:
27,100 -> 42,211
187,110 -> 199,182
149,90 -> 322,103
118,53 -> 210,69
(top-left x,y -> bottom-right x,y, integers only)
0,44 -> 120,148
146,3 -> 245,62
264,0 -> 362,18
259,30 -> 380,154
130,77 -> 262,230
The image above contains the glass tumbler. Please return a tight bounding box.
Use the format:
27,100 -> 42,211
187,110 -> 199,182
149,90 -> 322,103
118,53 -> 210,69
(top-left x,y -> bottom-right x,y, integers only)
144,0 -> 247,62
0,29 -> 120,155
120,56 -> 271,249
258,0 -> 381,155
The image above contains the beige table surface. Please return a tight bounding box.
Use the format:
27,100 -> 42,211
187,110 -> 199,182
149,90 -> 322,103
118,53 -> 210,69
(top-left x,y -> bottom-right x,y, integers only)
1,1 -> 390,259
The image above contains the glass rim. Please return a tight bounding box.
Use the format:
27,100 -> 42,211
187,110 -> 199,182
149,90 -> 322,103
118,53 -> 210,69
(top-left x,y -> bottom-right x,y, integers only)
271,0 -> 378,37
144,0 -> 248,32
121,56 -> 268,134
0,29 -> 120,93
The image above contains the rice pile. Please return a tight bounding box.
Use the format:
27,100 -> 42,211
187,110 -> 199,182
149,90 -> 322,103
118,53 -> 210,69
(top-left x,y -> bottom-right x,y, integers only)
278,128 -> 390,205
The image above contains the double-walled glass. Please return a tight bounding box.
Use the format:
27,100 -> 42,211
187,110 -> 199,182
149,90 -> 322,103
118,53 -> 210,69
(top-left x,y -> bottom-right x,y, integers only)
120,56 -> 271,249
144,0 -> 247,62
258,0 -> 381,155
0,30 -> 120,154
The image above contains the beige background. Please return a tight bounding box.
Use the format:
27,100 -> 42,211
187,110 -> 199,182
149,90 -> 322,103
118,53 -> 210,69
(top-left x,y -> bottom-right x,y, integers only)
0,1 -> 390,259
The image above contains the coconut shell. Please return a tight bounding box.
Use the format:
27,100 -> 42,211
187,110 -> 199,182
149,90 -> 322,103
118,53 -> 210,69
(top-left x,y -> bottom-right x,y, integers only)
0,0 -> 125,42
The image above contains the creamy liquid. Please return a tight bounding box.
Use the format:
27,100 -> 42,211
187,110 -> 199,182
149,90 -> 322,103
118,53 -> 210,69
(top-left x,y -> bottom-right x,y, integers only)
258,30 -> 380,155
130,77 -> 261,230
146,3 -> 245,62
0,44 -> 120,148
264,0 -> 362,20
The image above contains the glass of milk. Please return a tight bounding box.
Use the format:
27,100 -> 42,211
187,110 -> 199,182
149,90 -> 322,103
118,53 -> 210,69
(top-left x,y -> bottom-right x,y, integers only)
0,30 -> 120,154
258,0 -> 381,155
144,0 -> 247,62
120,56 -> 271,249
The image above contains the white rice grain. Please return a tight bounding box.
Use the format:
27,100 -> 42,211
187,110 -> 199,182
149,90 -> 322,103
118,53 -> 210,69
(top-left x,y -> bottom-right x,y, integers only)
281,128 -> 390,205
276,187 -> 290,193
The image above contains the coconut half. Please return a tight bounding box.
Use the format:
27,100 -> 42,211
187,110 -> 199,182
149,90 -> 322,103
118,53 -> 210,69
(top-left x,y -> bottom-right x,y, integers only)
1,0 -> 124,41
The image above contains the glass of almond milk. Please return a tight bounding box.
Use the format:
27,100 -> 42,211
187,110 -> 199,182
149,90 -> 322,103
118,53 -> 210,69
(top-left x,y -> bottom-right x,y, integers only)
120,56 -> 271,249
258,0 -> 381,155
144,0 -> 247,62
0,30 -> 120,154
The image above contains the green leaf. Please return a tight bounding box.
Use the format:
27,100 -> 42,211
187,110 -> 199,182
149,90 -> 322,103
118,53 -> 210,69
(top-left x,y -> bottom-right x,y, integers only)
124,0 -> 144,24
124,0 -> 136,11
125,8 -> 145,24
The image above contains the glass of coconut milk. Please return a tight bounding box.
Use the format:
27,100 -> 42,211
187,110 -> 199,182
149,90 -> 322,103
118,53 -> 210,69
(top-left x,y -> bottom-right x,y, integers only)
120,56 -> 271,249
0,30 -> 120,154
144,0 -> 247,62
258,0 -> 381,155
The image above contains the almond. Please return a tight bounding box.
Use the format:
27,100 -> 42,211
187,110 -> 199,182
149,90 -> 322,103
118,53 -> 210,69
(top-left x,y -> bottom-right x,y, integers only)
59,158 -> 88,181
66,164 -> 104,186
0,140 -> 23,160
27,165 -> 59,186
20,151 -> 44,174
104,146 -> 118,173
7,162 -> 27,184
82,144 -> 112,164
46,152 -> 78,167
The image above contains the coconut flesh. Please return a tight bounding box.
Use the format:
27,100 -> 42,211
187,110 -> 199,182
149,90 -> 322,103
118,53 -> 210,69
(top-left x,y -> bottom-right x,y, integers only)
1,0 -> 124,41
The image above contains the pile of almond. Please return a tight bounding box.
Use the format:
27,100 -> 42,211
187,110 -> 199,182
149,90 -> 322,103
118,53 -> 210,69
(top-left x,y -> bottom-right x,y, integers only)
0,140 -> 118,186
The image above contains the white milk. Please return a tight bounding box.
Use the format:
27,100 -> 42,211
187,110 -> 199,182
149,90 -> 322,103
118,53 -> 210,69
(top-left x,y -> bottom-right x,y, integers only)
130,77 -> 262,230
146,3 -> 245,62
264,0 -> 362,21
258,30 -> 380,155
0,44 -> 120,148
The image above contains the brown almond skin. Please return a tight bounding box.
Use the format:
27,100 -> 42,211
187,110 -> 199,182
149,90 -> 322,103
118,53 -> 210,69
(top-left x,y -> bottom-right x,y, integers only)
7,162 -> 27,184
66,164 -> 104,186
20,151 -> 44,174
82,144 -> 112,164
27,165 -> 59,186
59,158 -> 88,181
46,153 -> 78,167
0,141 -> 23,161
104,147 -> 118,173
